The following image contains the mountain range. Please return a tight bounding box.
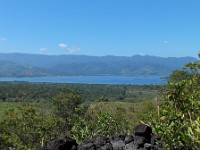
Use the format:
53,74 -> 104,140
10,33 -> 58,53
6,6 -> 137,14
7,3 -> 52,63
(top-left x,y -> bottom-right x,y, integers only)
0,53 -> 197,77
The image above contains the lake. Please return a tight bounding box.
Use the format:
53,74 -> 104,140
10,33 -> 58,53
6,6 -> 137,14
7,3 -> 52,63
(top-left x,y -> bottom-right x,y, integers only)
0,75 -> 166,85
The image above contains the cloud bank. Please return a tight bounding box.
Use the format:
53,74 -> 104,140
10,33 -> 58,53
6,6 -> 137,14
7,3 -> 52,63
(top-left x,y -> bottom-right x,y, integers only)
40,48 -> 47,54
58,43 -> 80,54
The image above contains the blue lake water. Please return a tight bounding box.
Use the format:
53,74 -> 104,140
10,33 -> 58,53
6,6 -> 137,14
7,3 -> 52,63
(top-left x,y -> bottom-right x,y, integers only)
0,75 -> 166,85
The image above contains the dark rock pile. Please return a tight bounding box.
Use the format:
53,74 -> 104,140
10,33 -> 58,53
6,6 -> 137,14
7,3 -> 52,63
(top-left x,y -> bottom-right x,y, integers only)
38,136 -> 78,150
39,124 -> 161,150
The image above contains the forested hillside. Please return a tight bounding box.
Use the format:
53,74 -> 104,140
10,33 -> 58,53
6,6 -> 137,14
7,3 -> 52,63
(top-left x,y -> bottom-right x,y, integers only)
0,53 -> 197,76
0,60 -> 51,77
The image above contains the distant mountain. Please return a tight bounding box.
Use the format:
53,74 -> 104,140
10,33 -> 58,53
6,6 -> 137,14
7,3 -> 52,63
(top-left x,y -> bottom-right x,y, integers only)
0,60 -> 52,77
0,53 -> 197,77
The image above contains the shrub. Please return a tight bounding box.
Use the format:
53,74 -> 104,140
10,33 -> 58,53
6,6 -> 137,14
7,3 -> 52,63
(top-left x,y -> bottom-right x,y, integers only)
0,104 -> 58,149
71,102 -> 132,142
151,54 -> 200,149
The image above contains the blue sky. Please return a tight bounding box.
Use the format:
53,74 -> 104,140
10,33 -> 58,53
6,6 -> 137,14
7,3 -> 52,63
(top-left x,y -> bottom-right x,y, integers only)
0,0 -> 199,57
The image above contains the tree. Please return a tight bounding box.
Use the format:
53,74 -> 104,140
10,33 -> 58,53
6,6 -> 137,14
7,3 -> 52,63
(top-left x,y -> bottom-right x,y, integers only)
51,89 -> 83,134
151,53 -> 200,149
0,104 -> 57,149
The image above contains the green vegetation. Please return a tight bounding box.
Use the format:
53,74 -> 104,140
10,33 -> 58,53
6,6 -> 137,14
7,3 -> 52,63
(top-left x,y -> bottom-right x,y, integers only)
151,54 -> 200,149
0,82 -> 158,149
0,54 -> 199,149
0,82 -> 157,104
71,102 -> 132,141
0,104 -> 58,149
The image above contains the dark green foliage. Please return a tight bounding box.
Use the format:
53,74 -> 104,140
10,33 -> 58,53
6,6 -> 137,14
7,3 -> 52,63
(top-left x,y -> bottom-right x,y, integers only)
51,89 -> 82,119
51,89 -> 84,134
0,82 -> 158,103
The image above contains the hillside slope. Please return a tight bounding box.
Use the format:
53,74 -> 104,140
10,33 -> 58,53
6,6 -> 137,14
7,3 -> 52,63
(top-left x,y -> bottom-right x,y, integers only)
0,60 -> 52,77
0,53 -> 197,76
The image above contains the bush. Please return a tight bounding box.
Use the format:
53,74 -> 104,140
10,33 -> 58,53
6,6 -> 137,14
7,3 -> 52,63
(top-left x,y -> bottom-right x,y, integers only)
0,104 -> 58,149
151,54 -> 200,149
71,102 -> 132,142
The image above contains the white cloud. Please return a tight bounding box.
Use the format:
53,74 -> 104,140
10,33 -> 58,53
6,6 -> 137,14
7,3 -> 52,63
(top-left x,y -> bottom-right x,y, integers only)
0,37 -> 6,41
40,48 -> 47,51
164,40 -> 169,44
40,48 -> 47,54
58,43 -> 80,54
58,43 -> 67,49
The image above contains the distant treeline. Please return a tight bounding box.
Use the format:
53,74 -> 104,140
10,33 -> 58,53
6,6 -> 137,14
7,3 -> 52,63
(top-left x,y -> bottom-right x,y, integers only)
0,82 -> 160,103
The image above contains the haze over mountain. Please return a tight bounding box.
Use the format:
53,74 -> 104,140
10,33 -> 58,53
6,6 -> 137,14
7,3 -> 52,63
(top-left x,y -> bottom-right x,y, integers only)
0,59 -> 51,77
0,53 -> 197,77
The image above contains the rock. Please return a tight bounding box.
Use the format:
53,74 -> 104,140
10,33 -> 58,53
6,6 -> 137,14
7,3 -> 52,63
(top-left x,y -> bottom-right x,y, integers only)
134,124 -> 152,137
109,135 -> 126,150
114,135 -> 126,141
78,139 -> 95,150
133,136 -> 145,148
125,141 -> 138,150
134,124 -> 152,144
125,135 -> 134,144
111,140 -> 125,150
79,136 -> 113,150
43,136 -> 78,150
40,124 -> 162,150
93,136 -> 112,150
151,145 -> 160,150
144,143 -> 152,150
93,136 -> 109,149
98,143 -> 113,150
78,142 -> 95,150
